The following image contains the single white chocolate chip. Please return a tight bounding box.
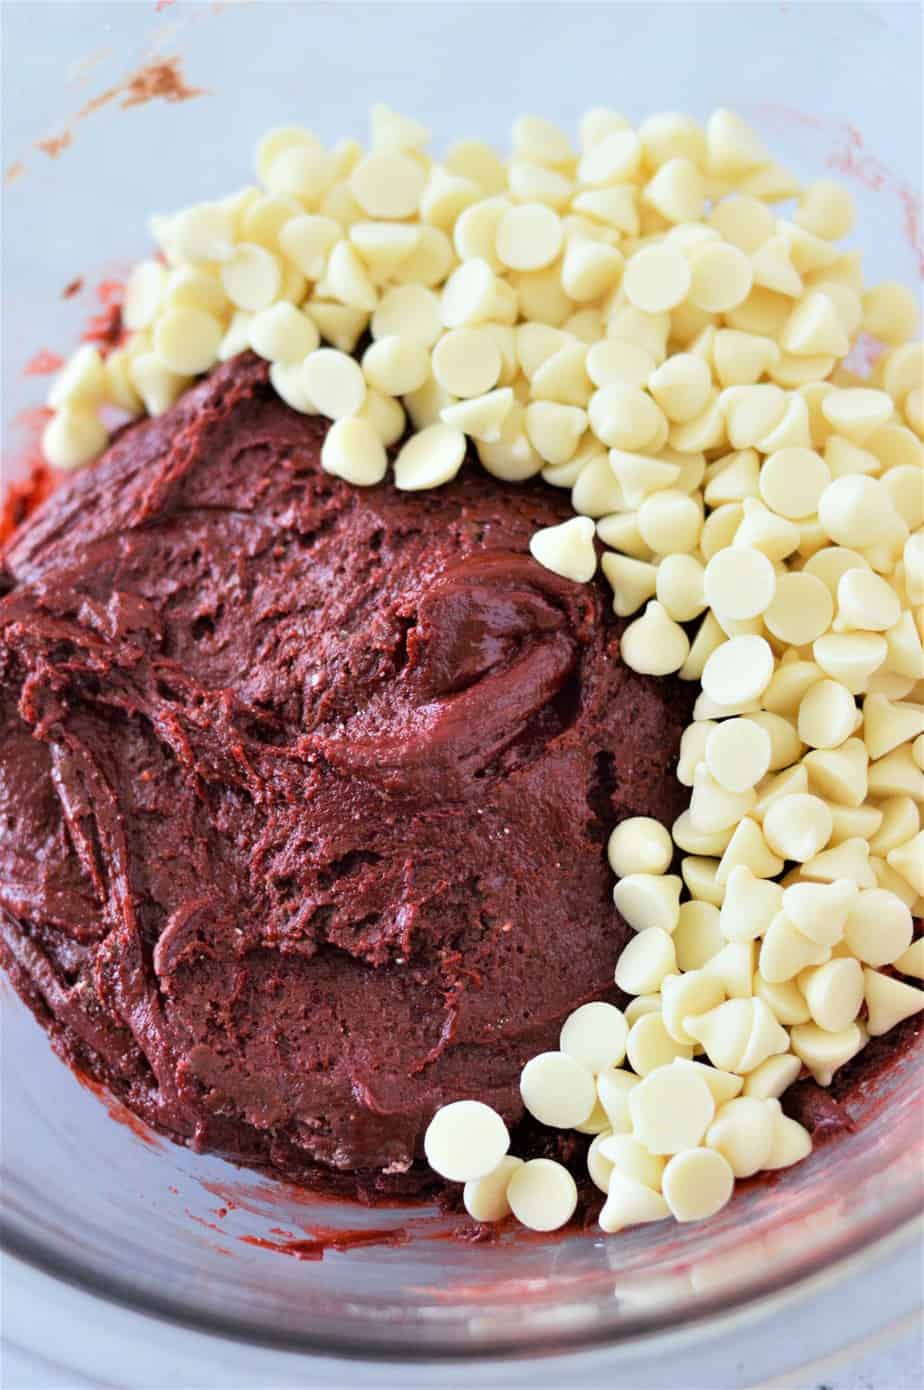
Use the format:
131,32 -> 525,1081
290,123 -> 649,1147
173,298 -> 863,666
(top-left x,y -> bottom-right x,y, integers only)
765,573 -> 835,647
763,1111 -> 813,1169
864,969 -> 924,1036
655,553 -> 706,623
743,1053 -> 803,1099
431,327 -> 501,398
507,1158 -> 578,1232
529,516 -> 597,583
608,817 -> 673,878
41,407 -> 109,471
599,1169 -> 670,1233
248,302 -> 320,363
662,1147 -> 734,1222
759,446 -> 831,520
424,1100 -> 509,1182
800,956 -> 864,1032
763,793 -> 833,862
701,635 -> 775,707
349,151 -> 426,219
623,244 -> 692,313
463,1155 -> 524,1223
520,1051 -> 597,1129
361,335 -> 431,396
621,601 -> 690,676
627,1011 -> 693,1075
719,866 -> 783,943
797,679 -> 858,751
790,1020 -> 867,1085
559,1001 -> 628,1074
782,878 -> 856,945
836,568 -> 903,634
629,1065 -> 715,1155
598,1133 -> 666,1191
613,927 -> 677,993
496,203 -> 563,271
123,260 -> 168,331
703,546 -> 776,621
705,1096 -> 775,1177
47,345 -> 109,409
601,554 -> 659,617
587,1130 -> 617,1192
220,242 -> 282,311
688,242 -> 753,313
818,475 -> 901,548
673,901 -> 725,971
716,817 -> 784,883
705,719 -> 772,794
320,417 -> 388,487
394,423 -> 466,491
843,888 -> 914,966
596,1067 -> 640,1134
301,347 -> 366,419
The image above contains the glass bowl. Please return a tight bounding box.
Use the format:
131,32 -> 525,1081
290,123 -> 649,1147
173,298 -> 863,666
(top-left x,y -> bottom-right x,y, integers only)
2,0 -> 922,1363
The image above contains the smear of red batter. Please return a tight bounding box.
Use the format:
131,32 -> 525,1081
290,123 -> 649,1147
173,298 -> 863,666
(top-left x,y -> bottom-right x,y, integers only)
5,161 -> 25,184
81,279 -> 126,355
240,1227 -> 409,1262
24,350 -> 65,377
71,1069 -> 163,1149
36,131 -> 72,159
0,408 -> 57,547
749,103 -> 924,277
62,277 -> 85,299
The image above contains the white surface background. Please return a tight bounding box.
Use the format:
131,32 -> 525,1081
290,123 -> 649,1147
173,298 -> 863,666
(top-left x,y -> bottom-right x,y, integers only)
2,1 -> 923,1386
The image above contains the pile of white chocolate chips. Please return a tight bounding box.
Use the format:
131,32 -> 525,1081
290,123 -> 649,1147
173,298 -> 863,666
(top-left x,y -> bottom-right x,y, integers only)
41,105 -> 923,1234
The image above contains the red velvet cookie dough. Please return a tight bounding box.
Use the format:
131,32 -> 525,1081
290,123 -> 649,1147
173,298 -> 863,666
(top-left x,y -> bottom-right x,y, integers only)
0,353 -> 694,1195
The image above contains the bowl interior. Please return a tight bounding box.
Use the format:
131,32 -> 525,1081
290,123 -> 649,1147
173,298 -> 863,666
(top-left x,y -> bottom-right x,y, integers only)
2,0 -> 922,1359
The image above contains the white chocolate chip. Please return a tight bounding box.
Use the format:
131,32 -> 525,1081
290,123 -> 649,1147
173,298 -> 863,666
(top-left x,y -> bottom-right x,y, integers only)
797,680 -> 857,750
599,1169 -> 669,1233
41,406 -> 109,471
673,901 -> 724,971
743,1052 -> 802,1099
782,878 -> 855,945
763,1111 -> 812,1169
705,719 -> 772,794
349,151 -> 426,219
507,1158 -> 578,1232
220,243 -> 282,311
790,1020 -> 867,1085
629,1065 -> 715,1154
529,515 -> 597,583
607,818 -> 673,878
719,866 -> 782,943
620,601 -> 690,676
614,927 -> 677,993
249,302 -> 320,363
424,1100 -> 509,1182
623,244 -> 692,313
320,417 -> 387,487
864,969 -> 924,1036
702,635 -> 775,707
559,1002 -> 628,1074
596,1067 -> 640,1134
394,423 -> 466,491
662,1147 -> 735,1223
843,888 -> 914,966
463,1155 -> 523,1223
705,1096 -> 775,1177
703,546 -> 776,621
763,793 -> 833,862
520,1051 -> 596,1129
